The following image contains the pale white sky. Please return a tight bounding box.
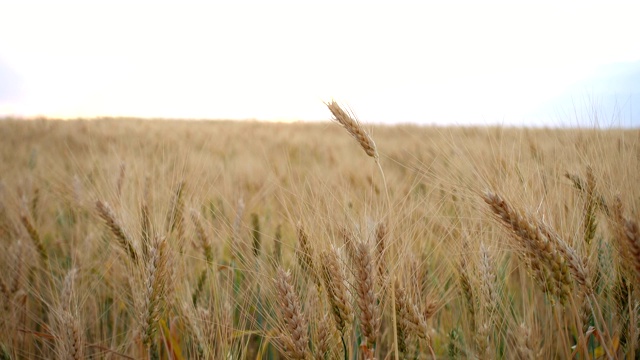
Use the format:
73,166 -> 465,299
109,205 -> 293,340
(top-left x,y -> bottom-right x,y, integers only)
0,0 -> 639,126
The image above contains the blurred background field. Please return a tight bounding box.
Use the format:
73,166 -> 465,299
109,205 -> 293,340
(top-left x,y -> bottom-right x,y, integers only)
0,118 -> 638,359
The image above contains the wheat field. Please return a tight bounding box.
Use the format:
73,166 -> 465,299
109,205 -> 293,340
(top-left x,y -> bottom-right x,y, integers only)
0,108 -> 638,359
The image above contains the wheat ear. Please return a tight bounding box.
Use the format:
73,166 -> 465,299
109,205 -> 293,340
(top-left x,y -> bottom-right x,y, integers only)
140,200 -> 152,260
514,322 -> 535,360
20,212 -> 48,263
612,198 -> 640,358
459,238 -> 477,332
190,209 -> 212,306
326,100 -> 378,159
484,192 -> 614,358
319,246 -> 353,336
482,192 -> 572,302
477,243 -> 499,358
374,222 -> 388,290
191,209 -> 213,265
275,267 -> 311,360
296,222 -> 321,289
96,200 -> 138,263
56,269 -> 83,360
395,280 -> 429,338
354,240 -> 380,352
612,197 -> 640,284
165,181 -> 185,234
140,237 -> 171,347
314,313 -> 333,360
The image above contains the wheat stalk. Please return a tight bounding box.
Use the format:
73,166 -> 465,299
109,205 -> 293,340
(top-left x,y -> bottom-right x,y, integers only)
326,100 -> 398,359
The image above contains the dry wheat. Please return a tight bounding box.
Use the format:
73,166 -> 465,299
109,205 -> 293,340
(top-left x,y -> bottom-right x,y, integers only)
319,246 -> 353,336
354,240 -> 380,351
96,200 -> 138,262
326,100 -> 378,159
275,267 -> 311,360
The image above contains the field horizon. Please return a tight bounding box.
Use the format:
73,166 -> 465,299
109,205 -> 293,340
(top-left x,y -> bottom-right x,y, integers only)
2,115 -> 637,130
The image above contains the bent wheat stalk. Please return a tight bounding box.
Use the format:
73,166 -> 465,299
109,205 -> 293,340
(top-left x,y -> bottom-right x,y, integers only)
326,100 -> 398,360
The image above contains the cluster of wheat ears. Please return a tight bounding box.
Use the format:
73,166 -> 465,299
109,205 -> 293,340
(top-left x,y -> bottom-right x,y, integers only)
0,104 -> 638,359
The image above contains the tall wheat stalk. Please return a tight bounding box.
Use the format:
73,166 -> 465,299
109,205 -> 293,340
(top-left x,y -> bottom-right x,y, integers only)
326,100 -> 398,360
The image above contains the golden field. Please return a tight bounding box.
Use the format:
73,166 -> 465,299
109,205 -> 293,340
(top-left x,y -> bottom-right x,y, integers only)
0,113 -> 638,359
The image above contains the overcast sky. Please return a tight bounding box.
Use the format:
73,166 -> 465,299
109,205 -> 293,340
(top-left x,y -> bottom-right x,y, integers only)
0,0 -> 639,126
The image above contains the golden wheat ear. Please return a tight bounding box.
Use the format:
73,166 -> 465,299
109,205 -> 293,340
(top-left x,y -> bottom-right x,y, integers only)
612,196 -> 640,284
274,267 -> 311,360
319,246 -> 353,336
326,100 -> 378,159
96,200 -> 138,263
353,240 -> 380,351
